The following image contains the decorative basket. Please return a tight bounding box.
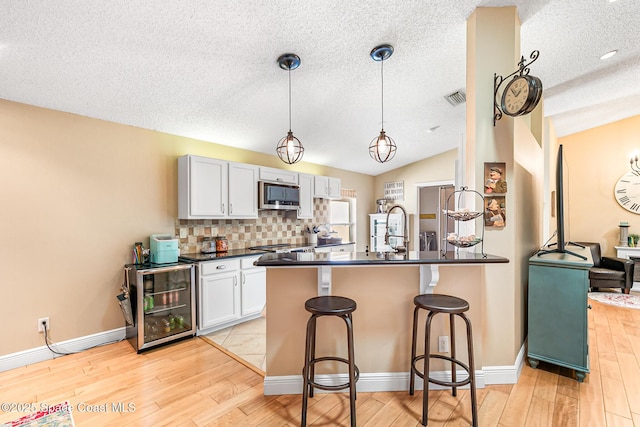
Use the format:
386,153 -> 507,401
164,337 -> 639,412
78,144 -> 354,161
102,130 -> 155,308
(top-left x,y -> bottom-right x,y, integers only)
444,210 -> 483,221
447,238 -> 482,248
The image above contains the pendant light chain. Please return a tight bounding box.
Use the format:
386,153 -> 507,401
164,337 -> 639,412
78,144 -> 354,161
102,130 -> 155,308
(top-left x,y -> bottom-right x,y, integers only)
288,64 -> 292,132
368,44 -> 397,163
380,56 -> 384,132
276,53 -> 304,164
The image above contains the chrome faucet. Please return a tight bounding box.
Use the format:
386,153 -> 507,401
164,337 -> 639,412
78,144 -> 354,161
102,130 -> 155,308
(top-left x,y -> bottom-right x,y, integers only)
384,204 -> 409,252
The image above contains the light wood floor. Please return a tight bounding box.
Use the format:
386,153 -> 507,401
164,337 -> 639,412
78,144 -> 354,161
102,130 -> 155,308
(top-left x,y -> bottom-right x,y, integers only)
1,298 -> 639,426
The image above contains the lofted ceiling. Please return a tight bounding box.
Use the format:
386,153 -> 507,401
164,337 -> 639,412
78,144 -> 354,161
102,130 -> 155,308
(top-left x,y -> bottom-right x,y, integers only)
1,0 -> 639,176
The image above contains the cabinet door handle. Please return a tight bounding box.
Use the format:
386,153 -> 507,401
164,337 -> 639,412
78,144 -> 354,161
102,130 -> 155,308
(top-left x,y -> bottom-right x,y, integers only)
234,276 -> 237,286
242,273 -> 246,284
230,203 -> 233,214
216,265 -> 227,270
222,203 -> 225,214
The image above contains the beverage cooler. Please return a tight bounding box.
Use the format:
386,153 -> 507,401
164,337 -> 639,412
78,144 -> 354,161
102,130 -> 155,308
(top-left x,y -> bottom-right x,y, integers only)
124,263 -> 195,352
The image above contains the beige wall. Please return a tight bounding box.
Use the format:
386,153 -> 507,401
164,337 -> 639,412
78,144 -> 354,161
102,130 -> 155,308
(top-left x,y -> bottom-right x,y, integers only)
372,149 -> 458,250
0,99 -> 373,356
372,149 -> 458,214
560,115 -> 640,256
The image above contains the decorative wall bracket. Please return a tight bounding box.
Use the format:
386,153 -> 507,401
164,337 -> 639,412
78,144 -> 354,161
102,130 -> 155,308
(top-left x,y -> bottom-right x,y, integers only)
493,50 -> 541,126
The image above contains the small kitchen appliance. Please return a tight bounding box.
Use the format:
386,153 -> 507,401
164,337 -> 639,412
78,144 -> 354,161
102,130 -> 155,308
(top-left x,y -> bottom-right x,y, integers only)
376,198 -> 388,213
150,234 -> 179,264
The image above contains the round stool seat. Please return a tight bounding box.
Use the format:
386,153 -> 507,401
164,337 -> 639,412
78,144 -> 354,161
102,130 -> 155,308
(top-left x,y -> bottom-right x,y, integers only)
305,296 -> 356,315
414,294 -> 469,314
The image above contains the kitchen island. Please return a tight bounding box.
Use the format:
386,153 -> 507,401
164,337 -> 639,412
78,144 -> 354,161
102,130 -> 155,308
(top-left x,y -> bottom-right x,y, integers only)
255,250 -> 508,395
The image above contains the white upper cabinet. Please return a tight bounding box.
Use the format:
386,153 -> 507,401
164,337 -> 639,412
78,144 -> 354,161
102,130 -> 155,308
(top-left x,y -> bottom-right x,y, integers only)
314,175 -> 341,199
259,166 -> 298,184
179,155 -> 257,219
178,155 -> 228,219
297,173 -> 314,219
328,177 -> 341,199
228,162 -> 258,218
314,176 -> 329,198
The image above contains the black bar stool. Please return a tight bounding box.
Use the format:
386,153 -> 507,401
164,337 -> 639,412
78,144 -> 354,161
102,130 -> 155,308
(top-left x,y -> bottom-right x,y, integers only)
409,294 -> 478,426
301,296 -> 359,427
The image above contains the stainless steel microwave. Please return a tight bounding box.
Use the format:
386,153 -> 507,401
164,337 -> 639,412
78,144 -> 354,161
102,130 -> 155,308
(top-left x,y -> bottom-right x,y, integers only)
258,181 -> 300,210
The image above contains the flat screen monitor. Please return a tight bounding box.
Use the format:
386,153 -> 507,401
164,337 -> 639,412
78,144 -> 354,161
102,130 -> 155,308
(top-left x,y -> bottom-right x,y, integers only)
537,144 -> 586,260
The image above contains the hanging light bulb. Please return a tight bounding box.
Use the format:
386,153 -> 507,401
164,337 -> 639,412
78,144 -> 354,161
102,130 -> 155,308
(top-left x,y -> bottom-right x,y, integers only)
369,44 -> 397,163
276,54 -> 304,164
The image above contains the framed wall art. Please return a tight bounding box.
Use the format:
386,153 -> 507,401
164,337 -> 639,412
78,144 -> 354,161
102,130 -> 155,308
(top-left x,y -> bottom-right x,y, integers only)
484,162 -> 507,194
485,196 -> 506,228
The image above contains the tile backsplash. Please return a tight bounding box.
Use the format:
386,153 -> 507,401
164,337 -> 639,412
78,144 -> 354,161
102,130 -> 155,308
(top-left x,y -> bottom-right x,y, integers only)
176,199 -> 330,254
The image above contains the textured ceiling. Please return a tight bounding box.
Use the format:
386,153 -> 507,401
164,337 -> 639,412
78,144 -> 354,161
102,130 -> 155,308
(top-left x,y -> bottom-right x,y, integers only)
1,0 -> 639,175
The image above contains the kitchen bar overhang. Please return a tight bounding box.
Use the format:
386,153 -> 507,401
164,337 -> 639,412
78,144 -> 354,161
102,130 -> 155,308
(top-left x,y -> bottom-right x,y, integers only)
255,250 -> 509,395
254,250 -> 508,295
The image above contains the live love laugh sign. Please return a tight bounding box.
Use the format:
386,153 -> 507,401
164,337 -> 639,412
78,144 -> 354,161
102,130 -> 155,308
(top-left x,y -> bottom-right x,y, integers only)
384,181 -> 404,201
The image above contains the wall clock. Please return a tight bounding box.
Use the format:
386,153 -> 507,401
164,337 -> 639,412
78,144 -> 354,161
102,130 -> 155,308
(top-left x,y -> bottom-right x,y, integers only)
500,75 -> 543,117
614,171 -> 640,214
493,50 -> 542,125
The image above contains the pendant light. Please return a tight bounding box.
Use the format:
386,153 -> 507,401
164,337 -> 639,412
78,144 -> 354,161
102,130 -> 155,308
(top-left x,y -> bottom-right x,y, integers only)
276,53 -> 304,164
369,44 -> 397,163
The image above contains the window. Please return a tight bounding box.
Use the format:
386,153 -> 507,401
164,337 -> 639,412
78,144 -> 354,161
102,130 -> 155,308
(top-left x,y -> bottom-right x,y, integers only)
329,198 -> 356,244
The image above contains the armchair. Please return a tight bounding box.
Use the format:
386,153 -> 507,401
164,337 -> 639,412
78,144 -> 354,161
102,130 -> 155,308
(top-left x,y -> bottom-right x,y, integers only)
577,242 -> 634,294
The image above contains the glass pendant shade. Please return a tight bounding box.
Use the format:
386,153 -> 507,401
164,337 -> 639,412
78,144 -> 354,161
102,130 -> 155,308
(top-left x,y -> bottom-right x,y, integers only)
276,131 -> 304,164
276,53 -> 304,164
369,130 -> 397,163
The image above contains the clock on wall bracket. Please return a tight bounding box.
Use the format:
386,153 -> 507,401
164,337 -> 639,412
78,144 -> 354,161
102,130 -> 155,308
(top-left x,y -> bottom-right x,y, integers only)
494,50 -> 543,126
615,171 -> 640,214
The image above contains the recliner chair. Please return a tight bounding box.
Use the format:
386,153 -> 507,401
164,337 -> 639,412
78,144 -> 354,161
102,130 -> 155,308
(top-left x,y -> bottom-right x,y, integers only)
577,242 -> 634,294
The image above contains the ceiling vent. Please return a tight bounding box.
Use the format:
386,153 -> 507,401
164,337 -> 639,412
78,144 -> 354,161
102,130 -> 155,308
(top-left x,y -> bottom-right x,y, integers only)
444,90 -> 466,106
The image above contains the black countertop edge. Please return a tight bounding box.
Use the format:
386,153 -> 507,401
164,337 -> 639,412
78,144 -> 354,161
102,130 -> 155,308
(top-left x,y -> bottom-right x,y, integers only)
179,248 -> 267,262
254,251 -> 509,266
178,242 -> 357,262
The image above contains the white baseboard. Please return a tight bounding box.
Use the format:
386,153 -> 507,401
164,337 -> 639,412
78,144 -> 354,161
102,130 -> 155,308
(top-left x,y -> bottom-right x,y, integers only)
483,342 -> 526,385
0,328 -> 126,373
264,343 -> 526,395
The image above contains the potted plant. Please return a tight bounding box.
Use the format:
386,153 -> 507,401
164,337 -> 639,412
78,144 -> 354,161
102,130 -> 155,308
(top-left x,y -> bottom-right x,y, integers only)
629,234 -> 639,247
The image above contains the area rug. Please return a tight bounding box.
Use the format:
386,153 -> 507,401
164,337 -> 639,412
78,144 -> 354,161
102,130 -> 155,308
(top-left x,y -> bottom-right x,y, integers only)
0,402 -> 75,427
588,292 -> 640,310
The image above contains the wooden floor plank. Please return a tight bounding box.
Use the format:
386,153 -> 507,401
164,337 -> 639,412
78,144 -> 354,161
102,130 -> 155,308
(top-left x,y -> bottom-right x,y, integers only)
1,299 -> 639,426
551,393 -> 578,427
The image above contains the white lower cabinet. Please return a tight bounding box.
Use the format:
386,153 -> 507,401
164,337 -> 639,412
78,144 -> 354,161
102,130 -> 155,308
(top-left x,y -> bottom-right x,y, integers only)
197,256 -> 266,334
240,256 -> 266,316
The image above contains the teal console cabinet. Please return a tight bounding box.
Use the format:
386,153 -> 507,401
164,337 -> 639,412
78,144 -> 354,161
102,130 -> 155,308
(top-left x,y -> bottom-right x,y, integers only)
527,246 -> 593,382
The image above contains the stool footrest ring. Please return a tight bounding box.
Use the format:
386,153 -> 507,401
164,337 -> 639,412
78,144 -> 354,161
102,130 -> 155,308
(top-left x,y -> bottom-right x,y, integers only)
411,354 -> 472,388
303,356 -> 360,392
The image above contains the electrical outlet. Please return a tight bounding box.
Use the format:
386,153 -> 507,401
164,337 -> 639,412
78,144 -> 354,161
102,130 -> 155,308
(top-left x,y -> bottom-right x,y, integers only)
438,336 -> 449,353
38,317 -> 50,333
295,225 -> 302,234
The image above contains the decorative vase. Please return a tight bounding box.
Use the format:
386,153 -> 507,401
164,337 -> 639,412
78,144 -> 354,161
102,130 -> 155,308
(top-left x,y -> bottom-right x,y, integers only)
620,224 -> 630,247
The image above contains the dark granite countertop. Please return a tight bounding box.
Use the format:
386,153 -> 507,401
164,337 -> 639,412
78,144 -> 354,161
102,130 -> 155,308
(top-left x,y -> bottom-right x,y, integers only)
179,248 -> 266,262
254,250 -> 509,266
